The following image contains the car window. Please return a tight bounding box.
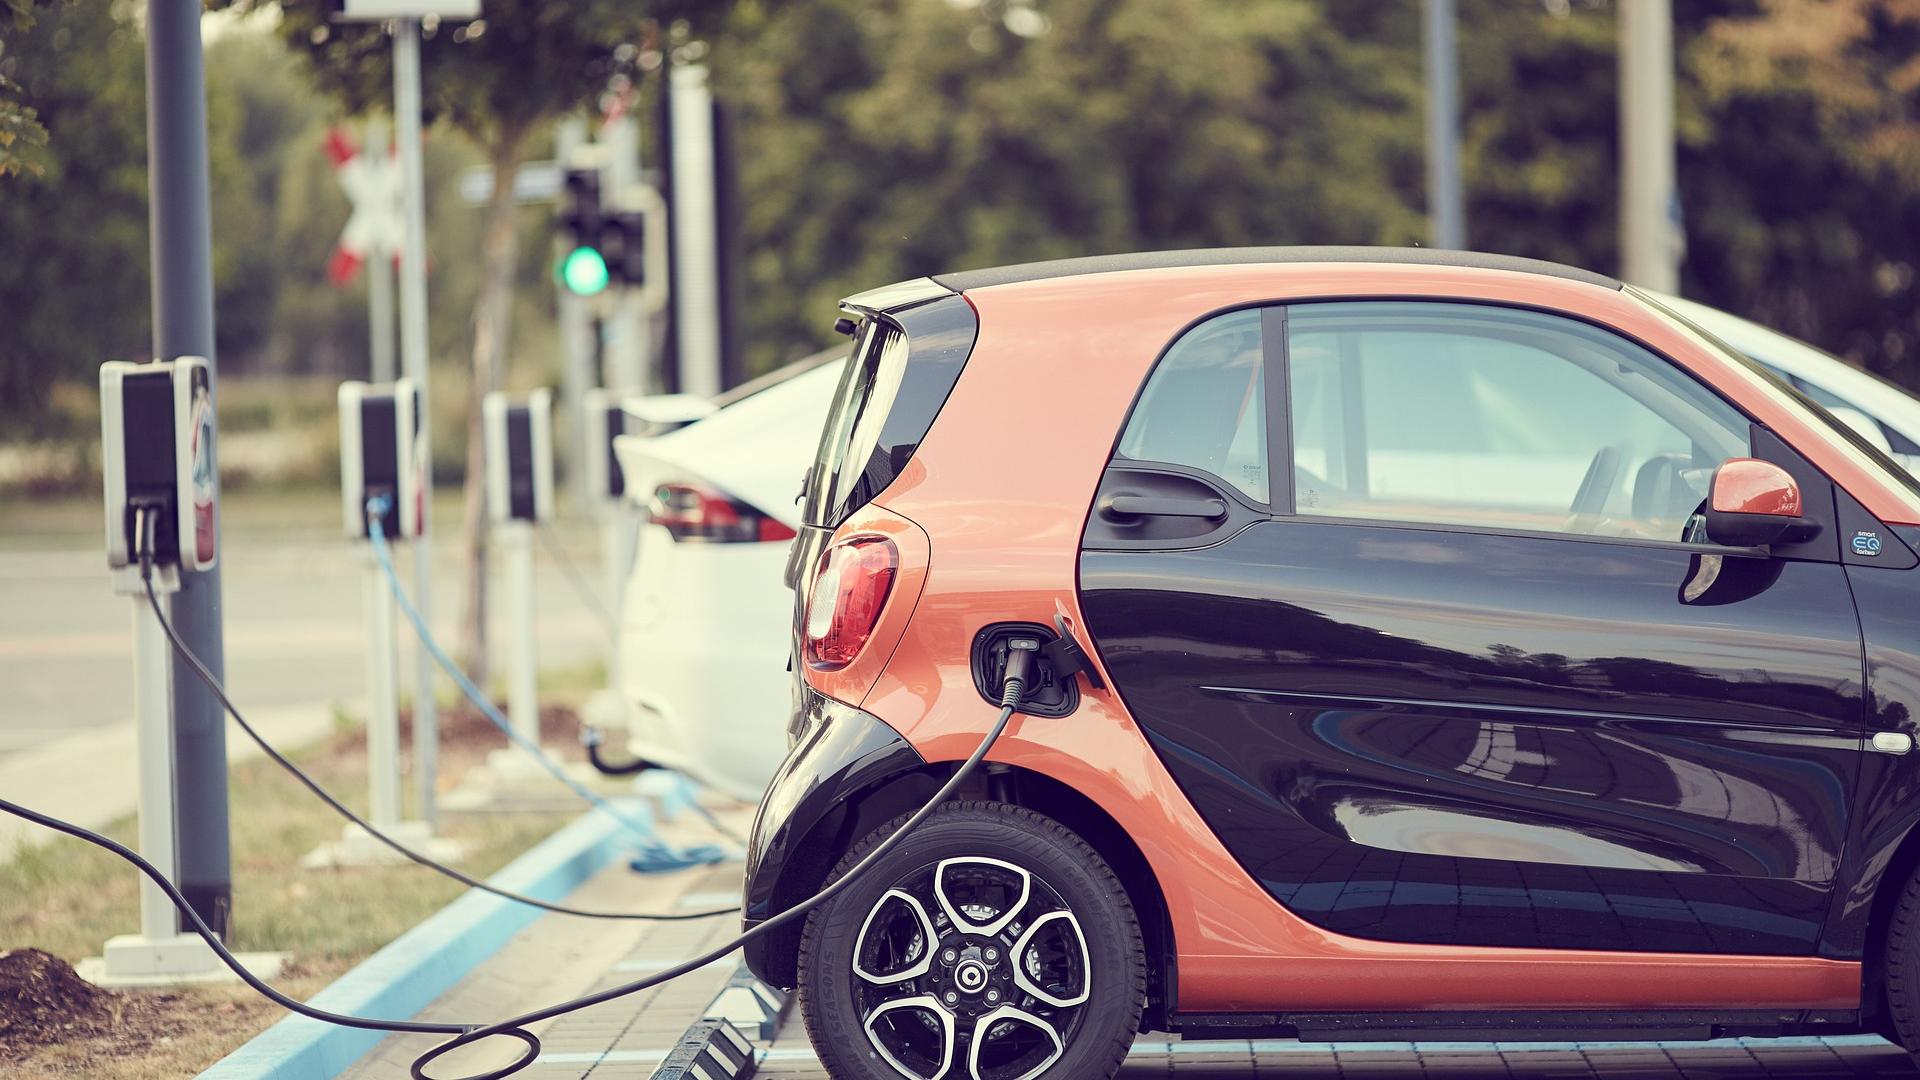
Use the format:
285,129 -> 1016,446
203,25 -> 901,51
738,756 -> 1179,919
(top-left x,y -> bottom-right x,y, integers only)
1116,309 -> 1267,503
802,321 -> 907,527
1285,302 -> 1749,543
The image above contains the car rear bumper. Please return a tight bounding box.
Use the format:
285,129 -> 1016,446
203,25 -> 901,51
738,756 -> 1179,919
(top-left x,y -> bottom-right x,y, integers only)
741,686 -> 926,987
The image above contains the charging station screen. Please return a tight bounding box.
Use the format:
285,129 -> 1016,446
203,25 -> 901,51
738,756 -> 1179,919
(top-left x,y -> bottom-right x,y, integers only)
506,406 -> 537,521
361,396 -> 402,539
604,404 -> 625,499
123,370 -> 180,564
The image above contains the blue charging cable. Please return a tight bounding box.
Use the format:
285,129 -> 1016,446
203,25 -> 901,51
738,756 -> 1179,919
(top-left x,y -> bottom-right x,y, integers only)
364,495 -> 730,873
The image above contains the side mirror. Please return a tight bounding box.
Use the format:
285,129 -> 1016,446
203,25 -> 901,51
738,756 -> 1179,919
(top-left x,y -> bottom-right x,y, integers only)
1705,457 -> 1807,548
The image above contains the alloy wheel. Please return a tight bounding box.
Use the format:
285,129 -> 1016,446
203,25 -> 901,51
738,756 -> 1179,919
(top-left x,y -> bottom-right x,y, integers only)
850,856 -> 1092,1080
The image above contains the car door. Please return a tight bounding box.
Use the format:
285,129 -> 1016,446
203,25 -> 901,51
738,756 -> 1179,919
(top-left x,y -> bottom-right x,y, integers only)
1078,300 -> 1868,957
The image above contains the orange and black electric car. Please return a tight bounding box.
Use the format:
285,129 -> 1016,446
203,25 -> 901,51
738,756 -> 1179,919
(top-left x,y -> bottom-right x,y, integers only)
742,248 -> 1920,1079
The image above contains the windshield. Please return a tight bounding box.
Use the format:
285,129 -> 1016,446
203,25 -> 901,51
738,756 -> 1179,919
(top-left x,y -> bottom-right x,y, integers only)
1633,287 -> 1920,510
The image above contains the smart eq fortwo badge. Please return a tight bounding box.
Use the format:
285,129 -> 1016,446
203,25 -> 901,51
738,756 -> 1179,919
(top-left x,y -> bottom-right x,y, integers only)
1855,530 -> 1885,557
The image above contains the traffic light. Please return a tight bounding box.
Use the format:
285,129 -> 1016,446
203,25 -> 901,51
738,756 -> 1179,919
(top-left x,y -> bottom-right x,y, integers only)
558,166 -> 608,297
602,210 -> 648,288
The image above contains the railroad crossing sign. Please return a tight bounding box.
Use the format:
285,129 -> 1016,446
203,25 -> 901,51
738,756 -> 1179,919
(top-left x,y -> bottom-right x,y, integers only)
325,126 -> 405,286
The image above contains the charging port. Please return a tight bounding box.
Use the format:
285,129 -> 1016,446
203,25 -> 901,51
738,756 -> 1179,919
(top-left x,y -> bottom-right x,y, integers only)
971,623 -> 1079,717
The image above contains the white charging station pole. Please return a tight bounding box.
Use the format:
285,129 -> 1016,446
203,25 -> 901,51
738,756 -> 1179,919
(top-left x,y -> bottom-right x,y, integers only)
363,554 -> 403,829
503,519 -> 539,748
92,359 -> 284,987
127,566 -> 182,945
460,388 -> 578,799
313,380 -> 465,867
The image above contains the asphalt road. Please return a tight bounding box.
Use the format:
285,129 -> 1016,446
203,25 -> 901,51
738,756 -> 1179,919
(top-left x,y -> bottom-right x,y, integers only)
0,528 -> 612,757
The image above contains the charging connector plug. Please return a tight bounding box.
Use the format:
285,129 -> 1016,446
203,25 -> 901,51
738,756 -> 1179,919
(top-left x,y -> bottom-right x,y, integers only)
1000,636 -> 1040,709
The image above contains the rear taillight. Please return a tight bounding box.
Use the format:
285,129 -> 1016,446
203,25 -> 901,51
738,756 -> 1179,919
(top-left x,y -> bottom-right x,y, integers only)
804,535 -> 898,671
648,481 -> 798,543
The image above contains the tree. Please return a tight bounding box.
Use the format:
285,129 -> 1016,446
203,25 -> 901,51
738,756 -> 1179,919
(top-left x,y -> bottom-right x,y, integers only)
215,0 -> 726,678
715,0 -> 1427,376
0,0 -> 51,178
0,0 -> 152,425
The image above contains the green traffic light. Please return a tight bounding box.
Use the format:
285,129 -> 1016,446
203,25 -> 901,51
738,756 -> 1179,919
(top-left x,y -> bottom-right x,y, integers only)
560,245 -> 610,296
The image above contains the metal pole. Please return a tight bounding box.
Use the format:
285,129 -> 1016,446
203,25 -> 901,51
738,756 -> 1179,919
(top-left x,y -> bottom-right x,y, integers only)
557,118 -> 593,509
668,63 -> 723,398
1619,0 -> 1681,292
367,117 -> 397,384
145,0 -> 230,938
131,586 -> 179,943
1422,0 -> 1466,251
604,115 -> 650,392
365,559 -> 403,828
503,522 -> 540,747
394,19 -> 440,825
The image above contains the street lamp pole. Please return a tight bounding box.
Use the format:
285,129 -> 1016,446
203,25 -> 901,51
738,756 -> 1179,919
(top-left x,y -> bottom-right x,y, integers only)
1422,0 -> 1466,251
393,16 -> 439,825
1619,0 -> 1681,292
144,0 -> 231,939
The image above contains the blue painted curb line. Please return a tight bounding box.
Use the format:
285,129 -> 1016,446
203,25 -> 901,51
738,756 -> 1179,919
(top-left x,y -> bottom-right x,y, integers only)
196,802 -> 643,1080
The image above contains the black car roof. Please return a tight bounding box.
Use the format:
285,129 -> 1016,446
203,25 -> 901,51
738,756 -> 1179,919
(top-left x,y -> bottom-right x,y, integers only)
930,246 -> 1622,293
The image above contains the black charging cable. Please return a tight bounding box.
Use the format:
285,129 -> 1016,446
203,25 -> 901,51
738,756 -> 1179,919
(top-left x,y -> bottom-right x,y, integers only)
129,505 -> 735,924
0,597 -> 1039,1080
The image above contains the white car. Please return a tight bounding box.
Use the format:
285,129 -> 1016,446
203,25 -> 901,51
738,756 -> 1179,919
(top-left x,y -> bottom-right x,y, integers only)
1654,292 -> 1920,473
603,351 -> 844,801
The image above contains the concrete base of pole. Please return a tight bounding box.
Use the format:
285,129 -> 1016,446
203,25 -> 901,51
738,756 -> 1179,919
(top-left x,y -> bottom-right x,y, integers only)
82,934 -> 286,989
299,819 -> 469,870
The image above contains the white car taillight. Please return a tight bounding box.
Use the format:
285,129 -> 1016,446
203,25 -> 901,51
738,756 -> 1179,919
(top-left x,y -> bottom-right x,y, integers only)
648,480 -> 798,543
804,536 -> 898,671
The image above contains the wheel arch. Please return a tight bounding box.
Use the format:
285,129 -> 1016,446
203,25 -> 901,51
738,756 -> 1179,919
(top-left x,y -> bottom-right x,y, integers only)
760,760 -> 1177,1031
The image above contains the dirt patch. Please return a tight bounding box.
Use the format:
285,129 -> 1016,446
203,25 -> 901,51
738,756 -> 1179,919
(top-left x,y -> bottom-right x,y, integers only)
0,949 -> 108,1051
0,949 -> 212,1067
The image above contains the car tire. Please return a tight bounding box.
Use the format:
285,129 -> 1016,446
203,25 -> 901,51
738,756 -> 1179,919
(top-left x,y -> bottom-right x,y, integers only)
1884,863 -> 1920,1061
796,800 -> 1145,1079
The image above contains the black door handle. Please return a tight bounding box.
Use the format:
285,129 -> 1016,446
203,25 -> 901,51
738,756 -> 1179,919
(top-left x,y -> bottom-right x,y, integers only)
1102,494 -> 1228,520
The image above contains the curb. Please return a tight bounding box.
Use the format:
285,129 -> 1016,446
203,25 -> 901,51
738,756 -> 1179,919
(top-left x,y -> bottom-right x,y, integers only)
196,801 -> 641,1080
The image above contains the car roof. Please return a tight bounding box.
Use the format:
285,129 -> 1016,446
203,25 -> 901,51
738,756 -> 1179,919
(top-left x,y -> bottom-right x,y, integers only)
930,246 -> 1622,293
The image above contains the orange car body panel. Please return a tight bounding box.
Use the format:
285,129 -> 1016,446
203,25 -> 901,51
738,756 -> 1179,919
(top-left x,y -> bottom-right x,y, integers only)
807,262 -> 1868,1012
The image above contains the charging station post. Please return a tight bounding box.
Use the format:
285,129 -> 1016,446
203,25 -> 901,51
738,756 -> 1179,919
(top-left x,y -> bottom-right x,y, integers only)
91,358 -> 285,987
310,380 -> 465,868
485,390 -> 554,760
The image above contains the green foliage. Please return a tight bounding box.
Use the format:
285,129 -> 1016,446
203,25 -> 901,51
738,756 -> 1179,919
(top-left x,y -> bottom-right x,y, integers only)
718,0 -> 1428,376
0,0 -> 51,178
0,0 -> 151,423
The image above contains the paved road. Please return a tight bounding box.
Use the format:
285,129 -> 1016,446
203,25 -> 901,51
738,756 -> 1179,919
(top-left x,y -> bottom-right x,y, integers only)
0,530 -> 612,757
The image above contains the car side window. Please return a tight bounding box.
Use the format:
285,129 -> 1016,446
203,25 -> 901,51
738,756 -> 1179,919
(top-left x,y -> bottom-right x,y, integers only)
1116,309 -> 1267,503
1285,301 -> 1750,543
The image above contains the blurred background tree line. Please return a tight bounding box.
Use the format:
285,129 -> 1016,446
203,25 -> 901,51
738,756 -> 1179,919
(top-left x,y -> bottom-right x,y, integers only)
3,0 -> 1920,488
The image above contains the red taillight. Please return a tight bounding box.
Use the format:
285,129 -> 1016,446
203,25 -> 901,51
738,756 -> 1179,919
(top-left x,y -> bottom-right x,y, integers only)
648,481 -> 796,543
804,536 -> 898,671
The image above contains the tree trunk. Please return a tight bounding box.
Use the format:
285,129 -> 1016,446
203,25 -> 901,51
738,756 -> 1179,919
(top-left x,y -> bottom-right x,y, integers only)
458,125 -> 529,684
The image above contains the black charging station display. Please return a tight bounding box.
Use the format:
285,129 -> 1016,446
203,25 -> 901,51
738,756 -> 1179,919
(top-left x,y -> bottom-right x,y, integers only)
505,405 -> 537,521
120,369 -> 182,564
602,403 -> 626,499
339,379 -> 422,542
101,357 -> 217,572
484,388 -> 553,526
361,394 -> 402,539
